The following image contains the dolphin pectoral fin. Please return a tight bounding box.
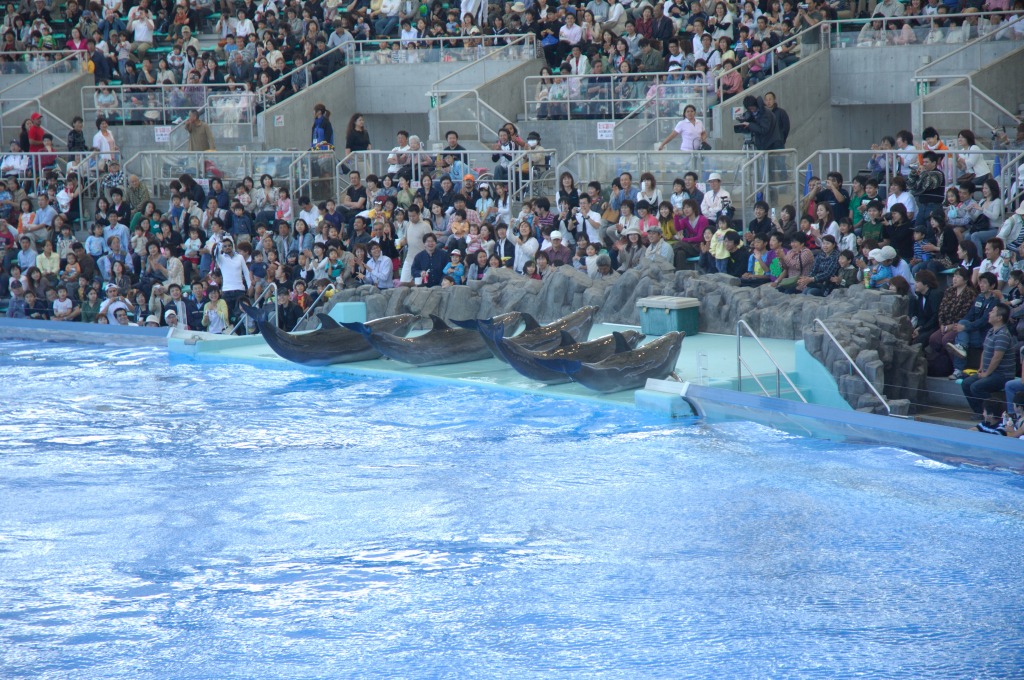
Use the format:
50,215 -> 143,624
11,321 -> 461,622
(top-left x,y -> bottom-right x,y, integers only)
428,314 -> 450,331
612,331 -> 633,354
535,357 -> 583,376
449,319 -> 479,330
668,372 -> 682,382
340,321 -> 371,336
557,330 -> 578,348
520,313 -> 541,331
316,314 -> 342,329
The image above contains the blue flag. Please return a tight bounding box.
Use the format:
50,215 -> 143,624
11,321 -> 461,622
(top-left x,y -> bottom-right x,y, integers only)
993,154 -> 1002,183
803,163 -> 813,196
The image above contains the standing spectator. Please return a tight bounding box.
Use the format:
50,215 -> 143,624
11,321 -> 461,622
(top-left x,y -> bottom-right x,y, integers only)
215,237 -> 252,324
184,109 -> 216,151
310,103 -> 333,149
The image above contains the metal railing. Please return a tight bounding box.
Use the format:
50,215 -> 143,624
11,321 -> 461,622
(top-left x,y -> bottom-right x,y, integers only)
0,50 -> 84,78
736,320 -> 807,402
82,82 -> 255,127
555,149 -> 798,223
121,149 -> 320,199
813,318 -> 901,417
435,89 -> 508,146
230,281 -> 277,335
524,70 -> 711,123
428,33 -> 538,143
350,33 -> 537,65
916,74 -> 1023,140
335,148 -> 554,206
0,99 -> 73,149
827,9 -> 1022,48
292,283 -> 335,331
797,148 -> 1024,209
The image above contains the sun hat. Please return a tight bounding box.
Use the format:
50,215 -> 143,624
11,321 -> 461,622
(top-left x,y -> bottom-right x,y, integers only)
879,245 -> 898,261
707,172 -> 722,181
511,1 -> 526,10
1015,204 -> 1024,216
868,248 -> 883,263
145,315 -> 160,325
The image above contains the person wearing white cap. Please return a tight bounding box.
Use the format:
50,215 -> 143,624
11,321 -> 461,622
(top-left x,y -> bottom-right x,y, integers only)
644,223 -> 673,262
700,172 -> 731,221
545,230 -> 573,266
98,282 -> 131,324
163,308 -> 185,330
443,248 -> 465,284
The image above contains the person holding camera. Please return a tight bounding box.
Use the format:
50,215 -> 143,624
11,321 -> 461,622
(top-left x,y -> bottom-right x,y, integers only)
736,96 -> 784,151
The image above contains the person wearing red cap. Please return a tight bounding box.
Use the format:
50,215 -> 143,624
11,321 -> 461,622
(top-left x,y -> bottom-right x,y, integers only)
28,113 -> 45,154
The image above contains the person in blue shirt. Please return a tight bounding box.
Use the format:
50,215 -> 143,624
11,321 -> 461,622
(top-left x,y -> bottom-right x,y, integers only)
443,249 -> 466,284
411,233 -> 448,287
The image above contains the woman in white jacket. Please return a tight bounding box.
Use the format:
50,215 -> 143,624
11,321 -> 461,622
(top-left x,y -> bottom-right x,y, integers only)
512,220 -> 538,273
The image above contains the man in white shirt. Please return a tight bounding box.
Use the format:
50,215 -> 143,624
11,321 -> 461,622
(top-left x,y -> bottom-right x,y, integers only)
386,130 -> 411,178
1,140 -> 29,179
215,238 -> 252,323
700,173 -> 731,221
128,1 -> 154,59
874,0 -> 905,17
397,204 -> 434,283
895,130 -> 917,176
361,241 -> 394,289
297,195 -> 320,228
574,194 -> 603,244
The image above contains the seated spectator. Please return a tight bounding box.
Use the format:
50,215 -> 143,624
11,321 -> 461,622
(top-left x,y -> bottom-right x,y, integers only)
962,303 -> 1016,420
947,272 -> 1001,380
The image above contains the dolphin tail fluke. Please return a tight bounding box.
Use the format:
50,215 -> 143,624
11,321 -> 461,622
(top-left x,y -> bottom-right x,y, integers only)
316,314 -> 342,329
340,321 -> 371,336
449,318 -> 479,331
240,301 -> 268,322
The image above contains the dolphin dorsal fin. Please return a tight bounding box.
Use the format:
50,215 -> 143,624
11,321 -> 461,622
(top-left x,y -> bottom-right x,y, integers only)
317,314 -> 341,329
558,330 -> 577,348
520,313 -> 541,331
612,332 -> 633,354
429,314 -> 450,331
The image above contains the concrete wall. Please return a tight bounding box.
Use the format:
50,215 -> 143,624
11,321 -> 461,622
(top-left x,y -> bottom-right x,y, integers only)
260,66 -> 357,152
829,41 -> 1017,106
830,104 -> 911,149
716,49 -> 832,164
0,71 -> 91,148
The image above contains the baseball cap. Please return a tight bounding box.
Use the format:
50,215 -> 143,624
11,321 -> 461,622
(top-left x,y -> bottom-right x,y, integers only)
549,231 -> 562,240
164,309 -> 177,319
30,112 -> 42,120
450,249 -> 462,255
145,315 -> 160,325
463,174 -> 475,182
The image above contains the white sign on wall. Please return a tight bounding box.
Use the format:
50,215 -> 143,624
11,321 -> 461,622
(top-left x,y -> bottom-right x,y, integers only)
274,115 -> 285,128
154,126 -> 172,143
596,122 -> 615,140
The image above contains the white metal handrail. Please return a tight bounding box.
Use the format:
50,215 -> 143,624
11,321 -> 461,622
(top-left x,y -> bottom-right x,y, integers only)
292,283 -> 336,331
434,88 -> 506,144
230,281 -> 277,335
354,32 -> 536,64
522,70 -> 710,124
813,318 -> 902,417
736,320 -> 807,402
911,12 -> 1024,80
0,51 -> 84,100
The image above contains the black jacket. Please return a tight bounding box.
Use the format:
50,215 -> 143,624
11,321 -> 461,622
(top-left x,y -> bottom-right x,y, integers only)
725,246 -> 749,278
769,104 -> 790,145
746,99 -> 784,151
915,287 -> 942,338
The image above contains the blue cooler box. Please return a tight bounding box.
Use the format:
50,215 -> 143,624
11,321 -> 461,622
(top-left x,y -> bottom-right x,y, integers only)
636,296 -> 700,336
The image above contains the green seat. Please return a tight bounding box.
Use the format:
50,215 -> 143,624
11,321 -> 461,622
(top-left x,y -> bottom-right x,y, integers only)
686,256 -> 700,262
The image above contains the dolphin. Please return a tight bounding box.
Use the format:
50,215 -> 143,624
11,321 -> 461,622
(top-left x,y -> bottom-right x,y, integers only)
449,311 -> 528,358
473,306 -> 599,361
341,314 -> 494,366
487,325 -> 646,384
536,331 -> 686,393
241,303 -> 416,366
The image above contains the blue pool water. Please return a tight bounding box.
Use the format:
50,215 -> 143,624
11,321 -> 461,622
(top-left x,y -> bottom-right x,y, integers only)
1,342 -> 1024,678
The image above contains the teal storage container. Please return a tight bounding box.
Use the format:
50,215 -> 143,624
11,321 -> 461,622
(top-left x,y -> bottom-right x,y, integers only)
328,301 -> 367,324
636,296 -> 700,336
